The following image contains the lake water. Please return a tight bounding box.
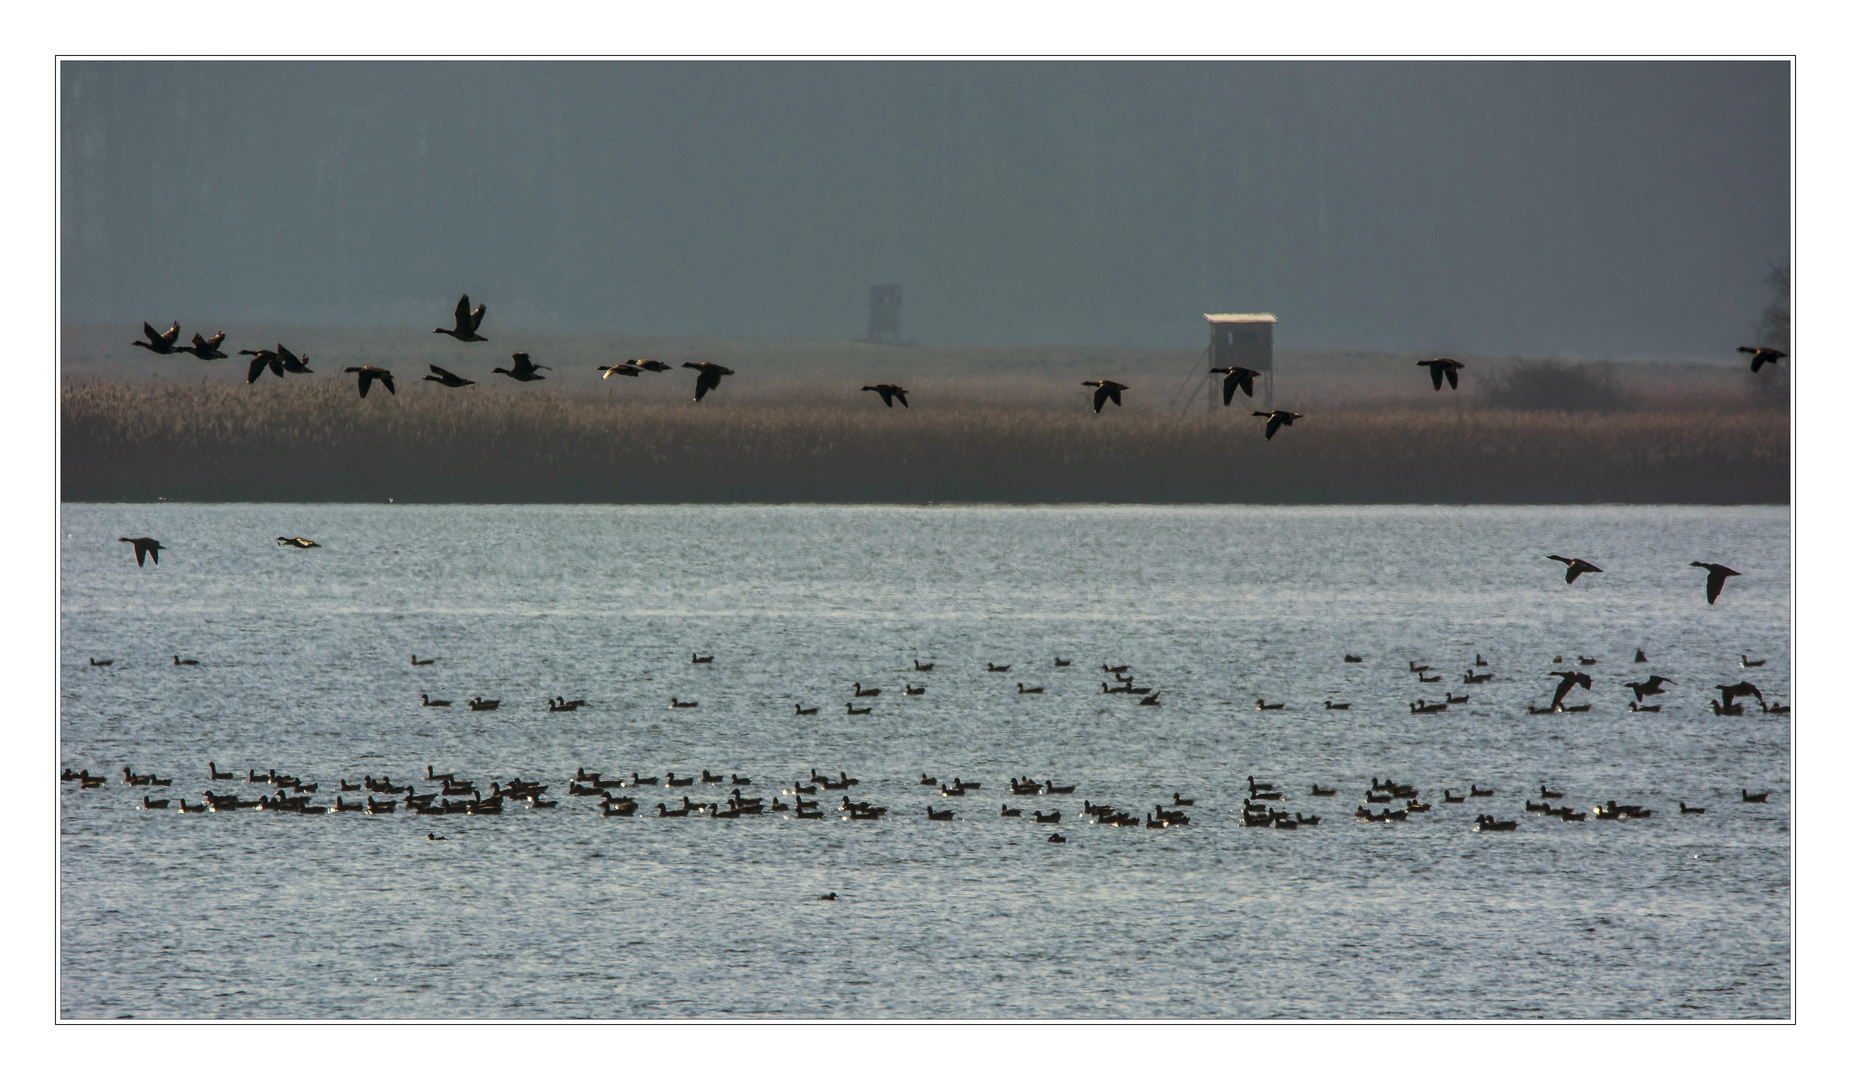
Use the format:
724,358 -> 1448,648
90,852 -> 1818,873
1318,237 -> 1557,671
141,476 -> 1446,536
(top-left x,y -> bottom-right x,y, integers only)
58,504 -> 1791,1019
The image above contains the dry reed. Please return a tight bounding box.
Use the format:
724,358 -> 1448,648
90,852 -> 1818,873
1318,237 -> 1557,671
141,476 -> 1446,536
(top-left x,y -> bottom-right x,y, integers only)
62,380 -> 1788,503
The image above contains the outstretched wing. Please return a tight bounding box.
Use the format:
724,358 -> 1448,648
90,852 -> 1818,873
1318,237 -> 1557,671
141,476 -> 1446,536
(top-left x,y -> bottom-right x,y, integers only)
356,370 -> 373,398
1221,374 -> 1236,407
893,387 -> 908,408
1706,569 -> 1726,604
470,302 -> 487,333
876,386 -> 895,407
1564,564 -> 1584,585
1265,413 -> 1284,440
1445,365 -> 1459,389
159,322 -> 179,346
454,295 -> 472,333
379,371 -> 395,395
1427,362 -> 1444,391
247,354 -> 269,384
1091,384 -> 1108,413
142,322 -> 162,345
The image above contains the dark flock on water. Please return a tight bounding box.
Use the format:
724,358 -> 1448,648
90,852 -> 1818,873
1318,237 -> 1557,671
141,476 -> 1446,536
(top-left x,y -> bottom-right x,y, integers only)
130,291 -> 1787,435
93,296 -> 1785,860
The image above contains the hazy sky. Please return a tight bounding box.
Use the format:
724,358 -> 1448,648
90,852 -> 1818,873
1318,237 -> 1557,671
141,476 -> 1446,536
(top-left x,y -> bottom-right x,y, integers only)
61,61 -> 1788,358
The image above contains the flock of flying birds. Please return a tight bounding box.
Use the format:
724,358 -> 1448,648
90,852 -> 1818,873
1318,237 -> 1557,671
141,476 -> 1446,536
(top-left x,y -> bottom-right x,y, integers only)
128,296 -> 1790,433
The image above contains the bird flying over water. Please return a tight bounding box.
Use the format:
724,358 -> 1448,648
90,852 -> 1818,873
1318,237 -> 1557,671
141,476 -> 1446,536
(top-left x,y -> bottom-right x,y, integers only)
276,536 -> 320,548
435,295 -> 488,342
684,361 -> 735,401
1690,561 -> 1741,605
1208,366 -> 1261,405
862,384 -> 909,408
1081,380 -> 1128,413
424,364 -> 475,388
1417,358 -> 1465,390
174,332 -> 227,360
1715,680 -> 1764,711
132,322 -> 180,355
118,537 -> 164,567
1623,675 -> 1676,702
494,353 -> 550,382
1737,346 -> 1785,373
343,366 -> 396,398
1547,669 -> 1592,710
1546,555 -> 1603,585
1252,410 -> 1303,440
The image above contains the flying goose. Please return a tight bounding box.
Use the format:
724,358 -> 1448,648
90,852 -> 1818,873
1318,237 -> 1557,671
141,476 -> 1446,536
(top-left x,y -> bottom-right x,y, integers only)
493,353 -> 549,381
434,295 -> 488,342
1548,670 -> 1593,710
240,347 -> 284,383
276,536 -> 320,548
629,359 -> 671,372
1737,345 -> 1785,373
794,703 -> 819,715
274,344 -> 313,374
862,384 -> 909,408
343,366 -> 396,398
424,364 -> 476,388
1252,410 -> 1303,439
174,331 -> 228,360
1714,680 -> 1763,711
1416,357 -> 1464,390
1208,365 -> 1261,404
1691,561 -> 1741,605
598,363 -> 641,378
118,537 -> 164,566
1623,675 -> 1676,702
132,321 -> 181,354
1546,555 -> 1603,584
1081,379 -> 1128,412
683,361 -> 734,401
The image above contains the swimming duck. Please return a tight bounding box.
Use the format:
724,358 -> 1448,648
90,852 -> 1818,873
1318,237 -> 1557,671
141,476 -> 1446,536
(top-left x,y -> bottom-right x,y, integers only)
1048,833 -> 1066,843
411,655 -> 438,665
1081,379 -> 1128,412
88,658 -> 113,667
1053,657 -> 1071,667
1442,790 -> 1465,803
914,659 -> 935,671
1255,698 -> 1285,710
846,703 -> 872,715
1741,654 -> 1767,668
793,703 -> 819,715
669,697 -> 698,709
1691,561 -> 1741,605
132,321 -> 181,354
683,361 -> 734,401
1680,801 -> 1706,814
119,537 -> 164,566
1463,669 -> 1492,684
434,295 -> 488,342
1310,784 -> 1337,796
1138,691 -> 1162,705
1627,702 -> 1662,713
862,384 -> 909,408
492,353 -> 550,381
466,697 -> 500,710
692,653 -> 714,664
927,806 -> 955,821
173,655 -> 198,666
1035,810 -> 1063,824
1251,409 -> 1304,440
1742,789 -> 1770,803
1540,783 -> 1564,799
904,684 -> 925,695
1761,701 -> 1790,714
987,663 -> 1011,672
1344,654 -> 1363,663
1324,700 -> 1350,710
1017,683 -> 1044,694
1416,357 -> 1464,390
343,366 -> 396,398
852,682 -> 880,696
424,364 -> 476,388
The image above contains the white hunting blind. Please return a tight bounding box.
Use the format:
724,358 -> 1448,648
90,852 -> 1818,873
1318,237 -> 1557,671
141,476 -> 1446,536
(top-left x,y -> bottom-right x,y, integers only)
1205,312 -> 1277,407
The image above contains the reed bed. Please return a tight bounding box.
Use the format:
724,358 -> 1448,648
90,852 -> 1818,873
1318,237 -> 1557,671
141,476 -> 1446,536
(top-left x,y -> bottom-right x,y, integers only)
63,380 -> 1788,503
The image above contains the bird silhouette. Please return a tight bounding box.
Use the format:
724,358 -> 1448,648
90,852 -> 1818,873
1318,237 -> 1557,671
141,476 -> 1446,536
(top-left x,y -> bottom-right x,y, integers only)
684,361 -> 734,401
1715,680 -> 1764,711
275,344 -> 313,374
1737,346 -> 1785,373
434,295 -> 488,342
629,359 -> 672,372
493,353 -> 550,382
240,347 -> 284,383
343,366 -> 396,398
1623,675 -> 1676,702
598,363 -> 642,378
1690,561 -> 1741,605
1081,380 -> 1128,413
423,364 -> 475,388
1546,555 -> 1603,585
1547,670 -> 1592,710
1417,357 -> 1465,390
1208,366 -> 1261,404
276,536 -> 320,548
118,537 -> 164,566
1252,410 -> 1303,440
862,384 -> 909,408
131,321 -> 180,355
173,332 -> 227,360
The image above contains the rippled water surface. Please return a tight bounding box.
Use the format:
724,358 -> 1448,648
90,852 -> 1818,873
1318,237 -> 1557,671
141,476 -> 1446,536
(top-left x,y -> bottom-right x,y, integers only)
59,504 -> 1791,1018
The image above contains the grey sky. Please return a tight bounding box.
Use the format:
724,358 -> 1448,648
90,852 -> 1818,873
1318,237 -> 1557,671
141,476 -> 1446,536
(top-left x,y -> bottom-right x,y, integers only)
61,60 -> 1788,358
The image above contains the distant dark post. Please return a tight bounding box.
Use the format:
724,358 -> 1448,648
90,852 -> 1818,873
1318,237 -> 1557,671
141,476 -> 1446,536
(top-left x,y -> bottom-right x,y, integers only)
1205,313 -> 1276,408
868,283 -> 902,343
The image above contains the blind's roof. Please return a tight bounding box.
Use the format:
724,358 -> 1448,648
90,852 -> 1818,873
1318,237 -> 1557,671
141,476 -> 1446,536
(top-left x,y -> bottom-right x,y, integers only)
1204,313 -> 1277,323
